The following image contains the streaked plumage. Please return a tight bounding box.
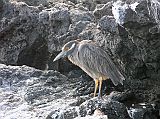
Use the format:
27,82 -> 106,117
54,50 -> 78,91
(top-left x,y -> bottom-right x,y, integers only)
53,40 -> 125,97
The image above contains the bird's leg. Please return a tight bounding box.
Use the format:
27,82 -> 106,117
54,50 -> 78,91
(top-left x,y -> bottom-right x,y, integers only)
98,77 -> 103,98
94,80 -> 99,97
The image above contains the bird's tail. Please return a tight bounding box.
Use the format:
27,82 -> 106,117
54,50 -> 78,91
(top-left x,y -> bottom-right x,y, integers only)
108,64 -> 125,86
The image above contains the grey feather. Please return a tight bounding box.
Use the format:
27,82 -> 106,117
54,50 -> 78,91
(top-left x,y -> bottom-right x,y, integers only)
77,41 -> 125,86
54,40 -> 125,97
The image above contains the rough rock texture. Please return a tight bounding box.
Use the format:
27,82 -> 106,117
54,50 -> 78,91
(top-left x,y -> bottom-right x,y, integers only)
93,2 -> 113,19
0,64 -> 75,119
110,0 -> 160,102
1,0 -> 160,119
0,64 -> 130,119
0,1 -> 46,69
0,64 -> 77,118
78,97 -> 130,119
47,97 -> 131,119
0,64 -> 159,119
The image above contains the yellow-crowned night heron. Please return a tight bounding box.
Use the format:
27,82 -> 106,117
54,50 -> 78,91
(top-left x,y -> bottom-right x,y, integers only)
53,40 -> 125,97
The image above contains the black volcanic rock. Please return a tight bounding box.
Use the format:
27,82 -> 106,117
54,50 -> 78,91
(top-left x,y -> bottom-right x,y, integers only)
78,97 -> 131,119
47,96 -> 131,119
0,64 -> 129,119
1,0 -> 160,118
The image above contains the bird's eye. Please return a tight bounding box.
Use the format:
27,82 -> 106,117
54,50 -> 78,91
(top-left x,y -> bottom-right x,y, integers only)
64,47 -> 69,51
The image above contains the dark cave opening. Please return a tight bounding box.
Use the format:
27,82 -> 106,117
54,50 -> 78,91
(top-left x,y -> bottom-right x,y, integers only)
17,37 -> 49,70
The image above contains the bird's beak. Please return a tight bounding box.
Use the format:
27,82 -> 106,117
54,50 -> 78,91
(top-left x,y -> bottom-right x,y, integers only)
53,51 -> 67,62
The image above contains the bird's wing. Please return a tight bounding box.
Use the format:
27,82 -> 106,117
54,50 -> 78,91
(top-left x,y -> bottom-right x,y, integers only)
78,41 -> 125,86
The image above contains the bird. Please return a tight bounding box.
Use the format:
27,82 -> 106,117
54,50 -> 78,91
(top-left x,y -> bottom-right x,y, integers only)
53,40 -> 125,98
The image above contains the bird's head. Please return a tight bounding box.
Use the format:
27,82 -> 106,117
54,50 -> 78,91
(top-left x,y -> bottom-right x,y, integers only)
53,40 -> 78,62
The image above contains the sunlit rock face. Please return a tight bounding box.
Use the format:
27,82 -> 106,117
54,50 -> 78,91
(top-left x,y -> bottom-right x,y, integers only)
1,0 -> 160,119
1,0 -> 160,80
0,64 -> 130,119
0,64 -> 77,119
111,0 -> 160,80
0,1 -> 47,69
105,0 -> 160,106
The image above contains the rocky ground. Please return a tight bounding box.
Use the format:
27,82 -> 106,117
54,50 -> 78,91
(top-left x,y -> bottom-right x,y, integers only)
0,0 -> 160,119
0,64 -> 129,119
